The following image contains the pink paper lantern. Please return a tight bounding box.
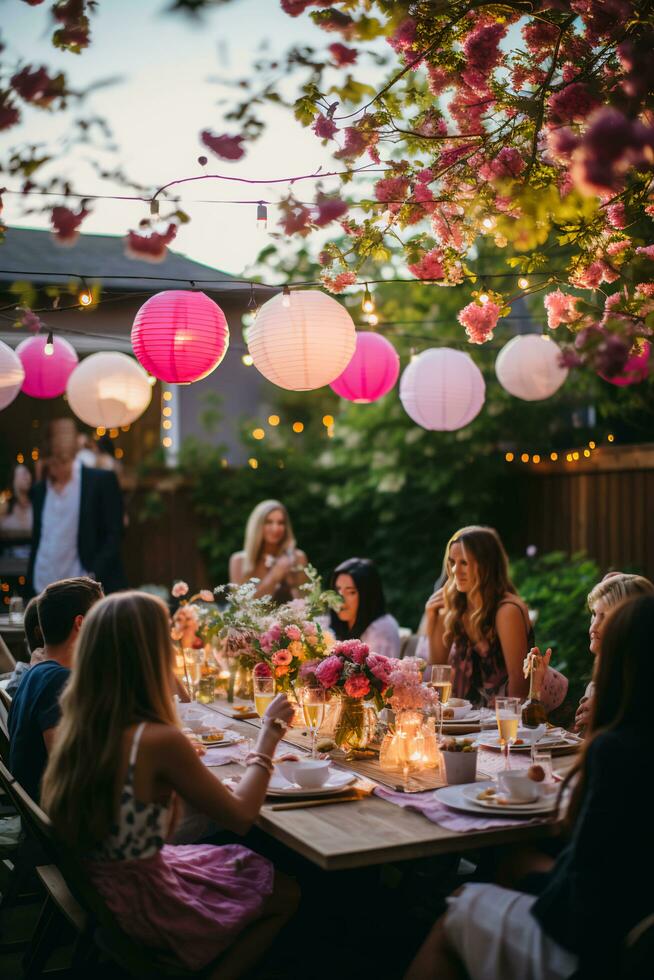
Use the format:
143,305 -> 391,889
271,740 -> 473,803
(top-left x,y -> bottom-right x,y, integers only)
329,332 -> 400,403
16,334 -> 78,399
600,340 -> 650,386
131,290 -> 229,384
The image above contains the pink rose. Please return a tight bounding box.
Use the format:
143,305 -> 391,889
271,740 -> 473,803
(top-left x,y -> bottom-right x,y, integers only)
285,625 -> 302,641
333,640 -> 369,664
171,581 -> 189,598
344,674 -> 371,699
272,649 -> 293,667
268,623 -> 282,642
367,653 -> 394,688
314,655 -> 344,689
198,590 -> 214,602
302,621 -> 317,636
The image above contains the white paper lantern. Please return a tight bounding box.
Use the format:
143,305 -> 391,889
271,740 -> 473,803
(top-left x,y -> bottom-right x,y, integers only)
495,334 -> 568,401
0,340 -> 25,410
399,347 -> 485,430
247,290 -> 356,391
66,352 -> 152,428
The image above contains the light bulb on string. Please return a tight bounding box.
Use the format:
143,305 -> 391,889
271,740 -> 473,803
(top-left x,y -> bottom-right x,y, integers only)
367,312 -> 379,327
78,278 -> 93,307
479,292 -> 490,305
517,276 -> 529,290
256,202 -> 268,231
44,332 -> 54,356
362,283 -> 375,314
281,286 -> 291,309
481,216 -> 495,230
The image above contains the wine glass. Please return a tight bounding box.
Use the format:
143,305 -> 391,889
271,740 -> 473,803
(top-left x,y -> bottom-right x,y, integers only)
253,675 -> 275,719
299,686 -> 326,758
424,664 -> 452,740
495,697 -> 521,769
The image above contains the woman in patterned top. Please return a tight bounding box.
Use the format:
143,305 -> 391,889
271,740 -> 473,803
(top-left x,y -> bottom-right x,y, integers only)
42,591 -> 298,977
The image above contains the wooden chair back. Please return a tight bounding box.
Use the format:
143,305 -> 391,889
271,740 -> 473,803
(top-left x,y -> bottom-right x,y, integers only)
0,634 -> 15,673
0,689 -> 10,764
0,760 -> 174,979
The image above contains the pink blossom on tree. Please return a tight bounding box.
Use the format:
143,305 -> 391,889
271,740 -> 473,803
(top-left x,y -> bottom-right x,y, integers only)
0,94 -> 20,131
200,131 -> 246,161
547,82 -> 599,123
570,260 -> 620,288
11,66 -> 64,107
321,270 -> 357,293
50,205 -> 89,245
313,114 -> 338,140
544,289 -> 580,329
478,147 -> 525,181
125,223 -> 177,263
328,42 -> 357,65
457,300 -> 501,344
635,244 -> 654,260
408,247 -> 445,281
314,194 -> 348,227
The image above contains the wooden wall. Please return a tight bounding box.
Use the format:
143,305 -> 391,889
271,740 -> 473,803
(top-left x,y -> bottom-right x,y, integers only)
522,443 -> 654,579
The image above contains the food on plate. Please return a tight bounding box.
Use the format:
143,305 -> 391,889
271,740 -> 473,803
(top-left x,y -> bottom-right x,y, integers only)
442,708 -> 455,720
528,764 -> 546,782
200,729 -> 225,744
514,738 -> 525,745
233,704 -> 252,714
316,737 -> 336,753
476,787 -> 497,800
442,738 -> 477,753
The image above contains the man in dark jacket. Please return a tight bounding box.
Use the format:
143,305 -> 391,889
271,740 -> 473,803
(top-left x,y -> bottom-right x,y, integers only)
27,451 -> 127,595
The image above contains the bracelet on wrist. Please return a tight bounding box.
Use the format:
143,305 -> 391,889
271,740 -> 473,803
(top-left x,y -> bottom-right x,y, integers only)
245,751 -> 274,776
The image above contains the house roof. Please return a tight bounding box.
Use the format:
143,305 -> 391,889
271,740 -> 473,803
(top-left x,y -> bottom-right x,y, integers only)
0,226 -> 259,295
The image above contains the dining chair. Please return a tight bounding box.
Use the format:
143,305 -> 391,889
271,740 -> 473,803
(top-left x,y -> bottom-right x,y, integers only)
0,759 -> 196,978
0,636 -> 15,675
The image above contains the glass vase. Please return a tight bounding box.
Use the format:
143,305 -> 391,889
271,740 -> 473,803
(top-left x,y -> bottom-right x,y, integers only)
332,696 -> 377,751
234,664 -> 253,700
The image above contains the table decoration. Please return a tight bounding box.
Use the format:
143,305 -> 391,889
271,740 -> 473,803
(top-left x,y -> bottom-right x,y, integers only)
373,785 -> 551,831
379,660 -> 443,775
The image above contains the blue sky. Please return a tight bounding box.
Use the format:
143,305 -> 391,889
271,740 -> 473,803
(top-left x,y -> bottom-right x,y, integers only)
1,0 -> 376,274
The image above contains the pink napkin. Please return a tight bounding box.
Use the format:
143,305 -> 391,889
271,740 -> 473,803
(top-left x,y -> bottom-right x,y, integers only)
373,784 -> 547,832
476,749 -> 531,778
201,745 -> 244,767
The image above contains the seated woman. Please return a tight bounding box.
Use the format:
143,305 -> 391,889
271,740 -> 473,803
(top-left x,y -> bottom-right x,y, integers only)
421,525 -> 566,710
575,571 -> 654,733
406,593 -> 654,980
328,557 -> 401,658
41,591 -> 298,977
229,500 -> 308,603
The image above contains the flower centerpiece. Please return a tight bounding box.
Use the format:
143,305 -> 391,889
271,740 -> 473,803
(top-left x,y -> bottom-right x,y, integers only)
302,639 -> 394,750
169,581 -> 217,694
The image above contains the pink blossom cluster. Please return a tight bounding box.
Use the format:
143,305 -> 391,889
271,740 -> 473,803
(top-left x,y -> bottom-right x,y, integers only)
636,245 -> 654,261
329,43 -> 357,66
278,202 -> 312,235
457,300 -> 501,344
313,114 -> 338,140
313,642 -> 393,700
200,131 -> 246,161
566,108 -> 654,197
463,21 -> 506,74
321,270 -> 357,293
388,661 -> 437,712
259,622 -> 283,653
313,195 -> 348,227
0,94 -> 20,131
125,223 -> 177,263
521,20 -> 560,60
333,639 -> 369,664
51,205 -> 90,245
374,175 -> 410,206
547,82 -> 599,123
606,203 -> 627,229
569,260 -> 619,289
478,147 -> 525,182
544,289 -> 580,330
387,18 -> 418,58
10,65 -> 63,106
431,204 -> 466,250
408,248 -> 445,281
314,654 -> 343,688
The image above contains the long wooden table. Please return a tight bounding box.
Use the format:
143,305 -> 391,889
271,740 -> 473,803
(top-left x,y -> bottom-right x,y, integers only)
204,700 -> 574,872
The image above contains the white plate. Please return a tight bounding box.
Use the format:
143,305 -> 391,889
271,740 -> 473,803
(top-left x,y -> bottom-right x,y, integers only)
267,769 -> 357,798
435,781 -> 557,817
461,782 -> 555,812
199,730 -> 241,747
476,729 -> 580,752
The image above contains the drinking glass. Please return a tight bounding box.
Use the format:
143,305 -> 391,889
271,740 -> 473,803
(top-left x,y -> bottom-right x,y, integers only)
424,664 -> 453,740
9,595 -> 24,625
197,676 -> 216,705
495,697 -> 521,769
253,675 -> 275,720
184,649 -> 203,700
299,686 -> 326,758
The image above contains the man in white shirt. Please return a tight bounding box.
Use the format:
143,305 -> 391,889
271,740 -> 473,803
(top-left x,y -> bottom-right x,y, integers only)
28,451 -> 126,595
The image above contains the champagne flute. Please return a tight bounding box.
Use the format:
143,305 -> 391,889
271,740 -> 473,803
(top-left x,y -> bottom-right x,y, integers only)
299,686 -> 326,758
495,697 -> 521,769
424,664 -> 453,740
253,674 -> 275,719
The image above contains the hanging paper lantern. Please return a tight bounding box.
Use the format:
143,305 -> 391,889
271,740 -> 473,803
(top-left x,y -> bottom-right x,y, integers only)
329,332 -> 400,403
599,340 -> 650,386
399,347 -> 485,430
131,290 -> 229,384
16,334 -> 78,399
247,290 -> 356,391
495,334 -> 568,401
0,341 -> 25,411
66,352 -> 152,428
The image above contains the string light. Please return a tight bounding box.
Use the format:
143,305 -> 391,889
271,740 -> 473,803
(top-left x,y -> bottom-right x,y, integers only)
242,354 -> 254,366
550,452 -> 558,461
44,331 -> 54,356
520,453 -> 529,463
109,428 -> 119,439
608,433 -> 615,442
96,426 -> 106,436
78,278 -> 93,306
292,421 -> 304,433
588,440 -> 596,449
583,448 -> 591,457
505,451 -> 514,462
281,285 -> 291,309
256,202 -> 268,230
248,457 -> 259,469
532,454 -> 541,464
162,420 -> 172,430
252,428 -> 265,440
367,312 -> 379,326
517,277 -> 529,290
322,415 -> 334,427
115,448 -> 124,459
362,284 -> 375,314
162,406 -> 172,417
479,293 -> 490,305
163,391 -> 173,401
163,437 -> 172,448
504,434 -> 615,465
268,414 -> 280,426
16,453 -> 24,464
482,216 -> 495,229
31,449 -> 38,461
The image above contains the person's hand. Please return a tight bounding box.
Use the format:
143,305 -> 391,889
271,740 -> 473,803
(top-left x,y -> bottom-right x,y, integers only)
262,693 -> 295,736
523,646 -> 551,686
271,554 -> 294,580
574,696 -> 592,732
425,588 -> 445,620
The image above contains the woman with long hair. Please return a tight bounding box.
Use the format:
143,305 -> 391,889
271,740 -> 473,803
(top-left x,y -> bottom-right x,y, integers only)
328,557 -> 401,658
41,591 -> 297,977
422,526 -> 533,706
406,593 -> 654,980
229,499 -> 308,602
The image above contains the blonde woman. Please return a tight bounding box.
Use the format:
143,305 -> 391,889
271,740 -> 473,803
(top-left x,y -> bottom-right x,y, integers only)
229,500 -> 308,602
423,526 -> 534,707
41,592 -> 297,978
575,571 -> 654,732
